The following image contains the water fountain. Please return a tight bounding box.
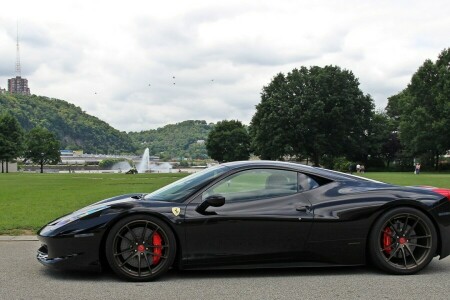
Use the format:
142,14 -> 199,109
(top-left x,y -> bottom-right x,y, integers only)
135,148 -> 173,173
137,148 -> 150,173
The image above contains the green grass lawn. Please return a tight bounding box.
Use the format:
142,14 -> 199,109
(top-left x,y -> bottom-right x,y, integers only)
0,173 -> 185,235
0,171 -> 449,235
361,172 -> 450,188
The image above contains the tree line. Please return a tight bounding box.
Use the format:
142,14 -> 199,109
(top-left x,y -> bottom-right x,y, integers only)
206,48 -> 450,171
0,113 -> 60,173
0,94 -> 135,154
1,49 -> 448,171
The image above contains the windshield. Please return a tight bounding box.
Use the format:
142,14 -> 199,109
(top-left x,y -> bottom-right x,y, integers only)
144,165 -> 229,202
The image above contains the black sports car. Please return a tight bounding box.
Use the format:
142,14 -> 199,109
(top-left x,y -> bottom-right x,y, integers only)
37,161 -> 450,281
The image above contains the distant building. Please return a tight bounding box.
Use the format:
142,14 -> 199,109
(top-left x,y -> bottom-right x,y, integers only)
60,150 -> 74,157
7,24 -> 31,95
0,86 -> 6,94
8,76 -> 30,95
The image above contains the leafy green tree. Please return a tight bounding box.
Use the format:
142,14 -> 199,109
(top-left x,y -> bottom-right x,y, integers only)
206,120 -> 250,162
250,66 -> 374,166
128,120 -> 212,159
387,48 -> 450,169
0,112 -> 24,173
24,127 -> 61,173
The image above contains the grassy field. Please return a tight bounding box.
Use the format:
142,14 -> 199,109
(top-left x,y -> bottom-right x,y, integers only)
0,171 -> 449,235
0,173 -> 185,235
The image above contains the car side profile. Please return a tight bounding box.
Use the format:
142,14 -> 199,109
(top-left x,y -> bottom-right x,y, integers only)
37,161 -> 450,281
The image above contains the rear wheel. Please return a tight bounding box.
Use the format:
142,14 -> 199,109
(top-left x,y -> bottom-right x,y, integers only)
105,215 -> 176,281
369,207 -> 437,274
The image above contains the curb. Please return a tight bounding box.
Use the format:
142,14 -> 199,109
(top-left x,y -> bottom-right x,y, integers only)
0,235 -> 38,241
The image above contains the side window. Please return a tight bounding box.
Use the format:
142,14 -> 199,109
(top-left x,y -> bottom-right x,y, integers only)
202,169 -> 298,202
298,173 -> 320,191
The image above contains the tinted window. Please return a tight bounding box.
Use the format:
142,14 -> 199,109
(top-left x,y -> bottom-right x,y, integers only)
145,165 -> 229,202
202,169 -> 298,202
298,172 -> 320,191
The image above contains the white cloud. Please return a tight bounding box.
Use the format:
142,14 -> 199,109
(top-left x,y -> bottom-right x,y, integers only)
0,0 -> 449,131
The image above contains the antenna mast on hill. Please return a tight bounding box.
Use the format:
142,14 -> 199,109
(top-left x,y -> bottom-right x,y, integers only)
15,21 -> 21,77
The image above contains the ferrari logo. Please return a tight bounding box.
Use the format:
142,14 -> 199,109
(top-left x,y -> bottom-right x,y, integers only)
172,207 -> 181,216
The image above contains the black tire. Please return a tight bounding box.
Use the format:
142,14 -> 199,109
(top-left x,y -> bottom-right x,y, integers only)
369,207 -> 437,274
105,215 -> 176,281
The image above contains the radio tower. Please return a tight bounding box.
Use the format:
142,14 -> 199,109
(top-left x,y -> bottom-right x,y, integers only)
15,22 -> 21,77
8,22 -> 30,95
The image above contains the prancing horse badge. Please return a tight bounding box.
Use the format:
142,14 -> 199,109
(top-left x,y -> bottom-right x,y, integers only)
172,207 -> 181,216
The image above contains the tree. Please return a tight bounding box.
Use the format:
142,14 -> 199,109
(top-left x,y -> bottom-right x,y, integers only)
387,48 -> 450,169
206,120 -> 250,162
0,113 -> 24,173
24,127 -> 61,173
250,66 -> 374,166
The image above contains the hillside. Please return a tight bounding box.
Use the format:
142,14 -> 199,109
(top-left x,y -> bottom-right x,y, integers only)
128,120 -> 213,159
0,94 -> 135,153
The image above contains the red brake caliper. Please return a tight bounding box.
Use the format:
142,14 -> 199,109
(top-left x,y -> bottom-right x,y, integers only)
383,227 -> 392,254
152,232 -> 162,265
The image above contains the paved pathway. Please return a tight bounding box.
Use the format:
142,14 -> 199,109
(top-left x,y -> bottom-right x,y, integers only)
1,238 -> 450,300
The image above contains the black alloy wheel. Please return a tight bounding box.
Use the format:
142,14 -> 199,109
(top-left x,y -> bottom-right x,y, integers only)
105,215 -> 176,281
369,207 -> 437,274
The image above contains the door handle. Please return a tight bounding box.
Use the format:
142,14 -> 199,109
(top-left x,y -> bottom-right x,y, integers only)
296,205 -> 310,212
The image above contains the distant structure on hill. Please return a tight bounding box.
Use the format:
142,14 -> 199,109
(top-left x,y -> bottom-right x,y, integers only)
0,86 -> 6,94
7,23 -> 30,95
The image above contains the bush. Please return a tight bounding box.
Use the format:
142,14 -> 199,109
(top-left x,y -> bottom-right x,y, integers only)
99,158 -> 130,169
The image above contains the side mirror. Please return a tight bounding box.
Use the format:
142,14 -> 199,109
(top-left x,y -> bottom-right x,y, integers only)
196,195 -> 225,215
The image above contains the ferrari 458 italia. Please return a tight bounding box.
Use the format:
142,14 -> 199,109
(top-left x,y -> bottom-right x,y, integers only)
37,161 -> 450,281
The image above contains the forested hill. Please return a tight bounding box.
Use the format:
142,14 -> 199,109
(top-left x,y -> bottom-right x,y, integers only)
128,120 -> 213,159
0,94 -> 135,153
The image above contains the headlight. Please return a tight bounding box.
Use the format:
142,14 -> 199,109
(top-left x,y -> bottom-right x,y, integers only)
50,205 -> 109,228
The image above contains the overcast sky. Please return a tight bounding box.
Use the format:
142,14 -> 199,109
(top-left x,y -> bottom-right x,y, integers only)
0,0 -> 449,132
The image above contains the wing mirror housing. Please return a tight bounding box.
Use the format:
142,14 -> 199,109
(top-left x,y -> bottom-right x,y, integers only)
196,195 -> 225,215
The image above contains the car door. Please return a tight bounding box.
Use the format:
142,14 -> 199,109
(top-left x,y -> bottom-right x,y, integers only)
183,168 -> 315,268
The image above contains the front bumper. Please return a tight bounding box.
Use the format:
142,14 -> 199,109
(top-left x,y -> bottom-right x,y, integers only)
37,233 -> 103,272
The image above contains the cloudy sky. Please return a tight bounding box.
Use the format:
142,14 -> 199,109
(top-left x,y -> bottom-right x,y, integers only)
0,0 -> 449,132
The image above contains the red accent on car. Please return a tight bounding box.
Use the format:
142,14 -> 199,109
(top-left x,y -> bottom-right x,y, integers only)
152,232 -> 162,265
431,188 -> 450,201
137,244 -> 145,252
383,227 -> 392,254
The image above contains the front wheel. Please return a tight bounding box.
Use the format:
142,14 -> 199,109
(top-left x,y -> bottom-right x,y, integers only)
369,207 -> 437,274
105,215 -> 176,281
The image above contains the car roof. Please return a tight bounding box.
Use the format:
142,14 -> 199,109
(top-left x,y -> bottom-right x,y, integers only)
220,160 -> 373,182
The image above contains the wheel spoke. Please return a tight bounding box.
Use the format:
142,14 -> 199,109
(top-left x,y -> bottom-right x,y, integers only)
400,247 -> 408,268
408,243 -> 431,249
144,253 -> 153,273
402,214 -> 409,234
405,218 -> 420,237
389,220 -> 401,236
147,244 -> 169,249
386,245 -> 400,261
114,248 -> 133,256
148,226 -> 161,242
137,253 -> 142,276
126,225 -> 139,242
409,235 -> 431,239
405,244 -> 418,266
118,234 -> 133,244
119,253 -> 137,267
380,242 -> 396,252
141,222 -> 148,241
150,252 -> 168,259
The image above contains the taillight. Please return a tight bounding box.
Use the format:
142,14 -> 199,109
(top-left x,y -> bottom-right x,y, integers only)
432,188 -> 450,201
